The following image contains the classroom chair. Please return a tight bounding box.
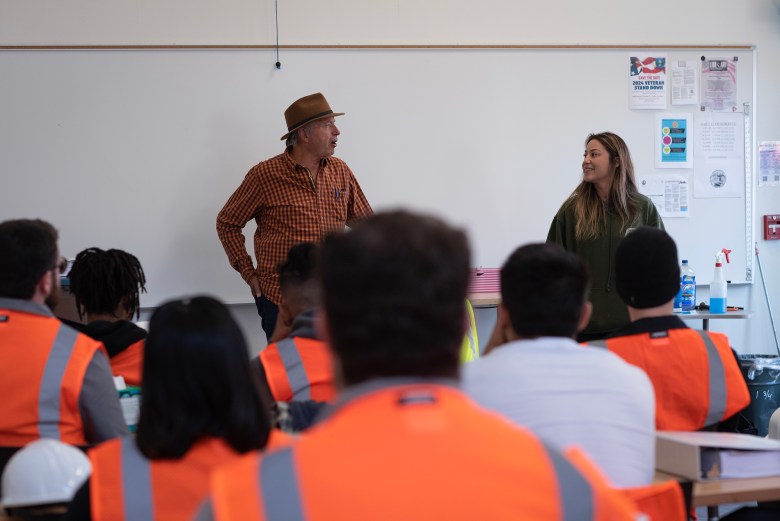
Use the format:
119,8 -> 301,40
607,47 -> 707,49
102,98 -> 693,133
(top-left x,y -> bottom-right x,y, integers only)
620,480 -> 688,521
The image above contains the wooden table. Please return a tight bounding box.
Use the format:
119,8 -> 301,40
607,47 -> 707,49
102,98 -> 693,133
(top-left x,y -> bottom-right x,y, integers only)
468,292 -> 501,308
656,470 -> 780,507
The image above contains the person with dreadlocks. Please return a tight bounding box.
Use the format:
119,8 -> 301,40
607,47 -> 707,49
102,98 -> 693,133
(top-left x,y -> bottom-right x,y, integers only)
62,247 -> 148,386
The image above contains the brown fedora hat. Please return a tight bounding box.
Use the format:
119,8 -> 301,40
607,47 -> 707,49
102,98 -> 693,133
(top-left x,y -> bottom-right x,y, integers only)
280,93 -> 344,140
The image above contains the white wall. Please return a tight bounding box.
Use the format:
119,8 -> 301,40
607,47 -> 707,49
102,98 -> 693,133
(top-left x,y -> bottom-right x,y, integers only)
3,0 -> 779,354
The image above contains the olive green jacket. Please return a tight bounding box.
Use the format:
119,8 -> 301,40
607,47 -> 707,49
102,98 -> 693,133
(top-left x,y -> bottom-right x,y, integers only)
547,194 -> 664,338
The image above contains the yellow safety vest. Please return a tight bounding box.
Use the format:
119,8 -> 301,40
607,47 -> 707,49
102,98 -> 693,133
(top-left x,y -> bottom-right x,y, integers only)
460,299 -> 479,363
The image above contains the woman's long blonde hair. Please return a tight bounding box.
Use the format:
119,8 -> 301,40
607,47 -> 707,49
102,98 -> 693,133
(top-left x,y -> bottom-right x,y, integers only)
569,132 -> 639,241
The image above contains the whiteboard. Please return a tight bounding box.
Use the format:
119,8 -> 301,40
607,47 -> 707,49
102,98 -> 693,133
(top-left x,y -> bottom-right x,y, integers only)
0,47 -> 755,306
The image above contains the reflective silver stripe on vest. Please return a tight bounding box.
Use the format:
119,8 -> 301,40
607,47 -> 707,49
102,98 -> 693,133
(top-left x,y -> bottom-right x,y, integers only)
120,438 -> 155,520
259,447 -> 306,521
277,338 -> 311,400
542,444 -> 594,521
698,330 -> 728,426
588,340 -> 608,349
38,324 -> 79,438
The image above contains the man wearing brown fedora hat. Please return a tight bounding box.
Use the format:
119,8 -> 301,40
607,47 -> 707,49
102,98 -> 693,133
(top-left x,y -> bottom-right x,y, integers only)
217,93 -> 372,341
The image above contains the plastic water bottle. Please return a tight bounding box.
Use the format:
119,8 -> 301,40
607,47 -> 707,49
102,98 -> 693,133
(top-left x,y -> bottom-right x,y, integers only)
673,285 -> 683,312
680,260 -> 696,312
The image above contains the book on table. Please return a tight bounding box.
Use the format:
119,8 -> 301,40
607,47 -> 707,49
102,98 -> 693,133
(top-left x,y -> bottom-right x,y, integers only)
656,431 -> 780,480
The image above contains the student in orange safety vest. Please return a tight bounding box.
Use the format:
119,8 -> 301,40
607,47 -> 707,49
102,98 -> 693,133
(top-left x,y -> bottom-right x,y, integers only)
65,296 -> 287,521
198,210 -> 638,521
590,227 -> 750,431
60,247 -> 148,387
0,219 -> 128,477
253,242 -> 335,404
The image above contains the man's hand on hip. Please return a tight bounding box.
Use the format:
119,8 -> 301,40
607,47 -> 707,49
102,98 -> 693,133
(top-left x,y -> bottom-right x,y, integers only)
249,275 -> 262,298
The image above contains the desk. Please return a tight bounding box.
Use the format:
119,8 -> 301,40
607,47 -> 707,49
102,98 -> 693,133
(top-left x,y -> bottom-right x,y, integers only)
656,470 -> 780,507
468,292 -> 501,308
676,310 -> 752,331
469,295 -> 753,329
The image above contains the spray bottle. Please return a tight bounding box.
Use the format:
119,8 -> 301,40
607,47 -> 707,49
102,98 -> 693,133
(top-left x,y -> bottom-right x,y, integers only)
709,248 -> 731,314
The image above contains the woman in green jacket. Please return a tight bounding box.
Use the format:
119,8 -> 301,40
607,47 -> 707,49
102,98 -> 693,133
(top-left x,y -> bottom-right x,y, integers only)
547,132 -> 664,341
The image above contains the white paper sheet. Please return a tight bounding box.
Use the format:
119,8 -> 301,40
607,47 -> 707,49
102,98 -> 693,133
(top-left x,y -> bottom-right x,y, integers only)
638,174 -> 690,218
759,141 -> 780,187
693,113 -> 744,198
671,60 -> 698,105
700,57 -> 738,112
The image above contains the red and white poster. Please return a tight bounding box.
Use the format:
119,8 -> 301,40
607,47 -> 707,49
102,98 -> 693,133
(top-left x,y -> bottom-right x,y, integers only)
629,55 -> 667,109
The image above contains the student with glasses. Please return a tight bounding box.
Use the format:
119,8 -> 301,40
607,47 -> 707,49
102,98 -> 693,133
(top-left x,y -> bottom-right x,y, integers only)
0,219 -> 128,480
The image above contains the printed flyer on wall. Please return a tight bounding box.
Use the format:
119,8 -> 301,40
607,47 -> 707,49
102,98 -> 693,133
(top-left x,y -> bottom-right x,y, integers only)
629,55 -> 667,109
700,57 -> 738,112
693,113 -> 744,198
759,142 -> 780,186
671,60 -> 698,106
656,113 -> 692,168
638,174 -> 690,218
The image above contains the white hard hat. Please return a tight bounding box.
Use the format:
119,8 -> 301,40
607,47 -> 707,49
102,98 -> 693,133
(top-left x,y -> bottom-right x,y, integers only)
1,439 -> 91,509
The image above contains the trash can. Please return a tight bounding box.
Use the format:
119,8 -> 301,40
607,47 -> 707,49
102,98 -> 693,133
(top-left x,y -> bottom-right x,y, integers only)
739,355 -> 780,436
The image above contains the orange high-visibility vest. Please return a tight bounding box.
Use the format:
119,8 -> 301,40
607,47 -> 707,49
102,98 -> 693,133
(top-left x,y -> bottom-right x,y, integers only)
210,382 -> 637,521
109,339 -> 144,387
0,305 -> 106,446
591,329 -> 750,430
564,446 -> 687,521
90,431 -> 290,521
259,337 -> 335,402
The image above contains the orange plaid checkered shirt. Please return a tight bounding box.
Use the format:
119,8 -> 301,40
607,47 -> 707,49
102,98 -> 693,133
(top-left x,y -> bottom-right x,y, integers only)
216,149 -> 372,305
